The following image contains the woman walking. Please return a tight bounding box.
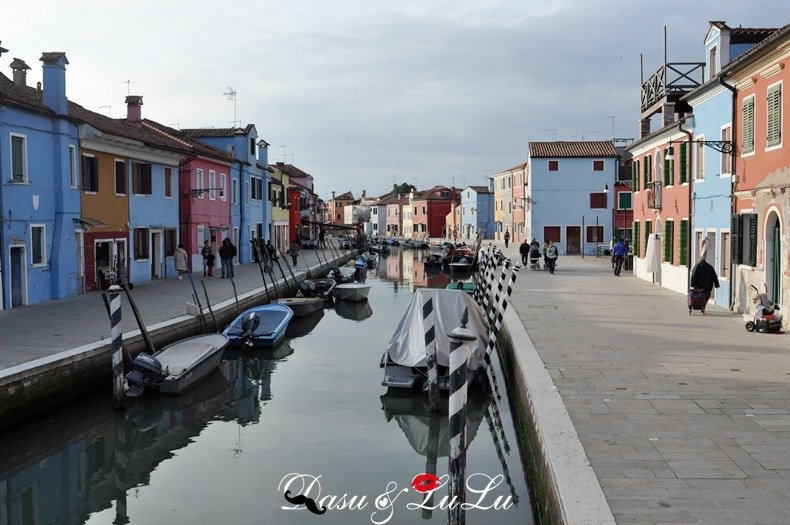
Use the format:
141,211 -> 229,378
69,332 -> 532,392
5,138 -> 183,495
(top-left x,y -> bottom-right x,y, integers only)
290,242 -> 300,266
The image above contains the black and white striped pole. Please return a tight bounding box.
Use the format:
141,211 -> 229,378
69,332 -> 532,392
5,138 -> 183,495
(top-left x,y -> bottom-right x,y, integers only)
448,308 -> 475,525
423,293 -> 440,411
108,284 -> 125,409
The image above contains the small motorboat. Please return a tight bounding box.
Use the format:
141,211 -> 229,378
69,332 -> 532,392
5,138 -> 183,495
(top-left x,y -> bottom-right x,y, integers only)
125,333 -> 229,398
448,257 -> 474,273
329,266 -> 356,284
223,304 -> 294,349
298,278 -> 336,299
387,238 -> 400,246
446,281 -> 475,294
335,298 -> 373,321
334,282 -> 372,302
274,296 -> 325,317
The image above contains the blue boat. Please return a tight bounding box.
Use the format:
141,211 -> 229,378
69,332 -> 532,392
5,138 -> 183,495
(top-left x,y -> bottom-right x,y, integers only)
223,304 -> 294,349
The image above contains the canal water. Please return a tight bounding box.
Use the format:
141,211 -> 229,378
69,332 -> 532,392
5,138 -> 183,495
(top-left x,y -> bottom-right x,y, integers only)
0,249 -> 535,525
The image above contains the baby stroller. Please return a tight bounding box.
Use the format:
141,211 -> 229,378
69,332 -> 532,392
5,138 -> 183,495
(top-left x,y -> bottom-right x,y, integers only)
529,246 -> 541,270
746,284 -> 783,333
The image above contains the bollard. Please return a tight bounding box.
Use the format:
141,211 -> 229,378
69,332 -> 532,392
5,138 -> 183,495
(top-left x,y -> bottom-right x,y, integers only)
107,285 -> 126,409
423,294 -> 440,411
448,308 -> 476,525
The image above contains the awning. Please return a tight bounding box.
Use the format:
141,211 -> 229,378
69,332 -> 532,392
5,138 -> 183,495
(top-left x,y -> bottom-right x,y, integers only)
73,217 -> 106,229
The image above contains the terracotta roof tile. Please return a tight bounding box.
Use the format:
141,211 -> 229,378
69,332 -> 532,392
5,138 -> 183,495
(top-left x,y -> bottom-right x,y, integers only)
180,124 -> 256,138
529,141 -> 619,158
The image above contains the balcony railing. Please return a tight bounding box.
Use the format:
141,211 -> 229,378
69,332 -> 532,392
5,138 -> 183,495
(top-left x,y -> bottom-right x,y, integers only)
641,62 -> 705,113
646,180 -> 662,210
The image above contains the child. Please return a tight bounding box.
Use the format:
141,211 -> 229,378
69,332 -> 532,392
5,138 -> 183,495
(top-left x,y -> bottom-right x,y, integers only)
206,248 -> 215,278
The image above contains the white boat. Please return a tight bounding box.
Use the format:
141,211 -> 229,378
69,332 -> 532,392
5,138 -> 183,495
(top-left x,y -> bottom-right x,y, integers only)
274,296 -> 325,317
381,289 -> 489,390
334,282 -> 372,302
125,333 -> 229,397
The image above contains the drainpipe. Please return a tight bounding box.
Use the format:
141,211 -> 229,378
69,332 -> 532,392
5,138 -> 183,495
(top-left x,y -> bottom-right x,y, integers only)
719,73 -> 737,311
678,121 -> 693,286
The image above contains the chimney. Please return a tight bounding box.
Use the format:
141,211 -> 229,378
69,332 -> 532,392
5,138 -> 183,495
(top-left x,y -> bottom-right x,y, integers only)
332,191 -> 336,200
10,58 -> 30,87
362,189 -> 366,198
40,52 -> 69,115
125,95 -> 143,128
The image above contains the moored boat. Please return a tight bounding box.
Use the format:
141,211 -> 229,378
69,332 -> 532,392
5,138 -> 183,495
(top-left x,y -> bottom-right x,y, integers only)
274,296 -> 325,317
446,281 -> 475,294
125,333 -> 229,398
334,282 -> 372,302
223,304 -> 294,349
298,278 -> 336,299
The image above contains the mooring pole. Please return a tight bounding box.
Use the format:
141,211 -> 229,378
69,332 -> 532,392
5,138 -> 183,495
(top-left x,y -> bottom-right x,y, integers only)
448,308 -> 475,525
423,293 -> 440,411
201,281 -> 219,332
107,285 -> 126,409
423,410 -> 441,519
230,278 -> 241,314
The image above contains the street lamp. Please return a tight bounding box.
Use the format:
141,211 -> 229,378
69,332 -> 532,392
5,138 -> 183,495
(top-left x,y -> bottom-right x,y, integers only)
665,140 -> 733,161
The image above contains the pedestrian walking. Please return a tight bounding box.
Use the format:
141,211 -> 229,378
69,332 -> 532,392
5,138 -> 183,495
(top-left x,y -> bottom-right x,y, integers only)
219,238 -> 236,278
266,239 -> 278,261
290,242 -> 300,266
319,228 -> 326,249
612,238 -> 629,276
546,241 -> 558,274
542,239 -> 549,269
205,247 -> 215,278
690,256 -> 719,305
174,243 -> 189,279
519,240 -> 530,266
503,229 -> 510,248
200,240 -> 211,276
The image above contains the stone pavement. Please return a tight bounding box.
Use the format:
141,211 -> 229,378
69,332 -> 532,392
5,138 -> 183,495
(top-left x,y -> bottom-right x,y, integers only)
497,243 -> 790,524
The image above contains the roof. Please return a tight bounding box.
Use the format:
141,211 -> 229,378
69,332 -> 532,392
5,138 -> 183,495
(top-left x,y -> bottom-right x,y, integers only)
142,119 -> 237,163
333,191 -> 354,201
502,161 -> 529,172
0,72 -> 57,114
180,124 -> 256,138
528,141 -> 619,158
467,185 -> 491,194
709,21 -> 780,44
721,23 -> 790,75
272,162 -> 313,180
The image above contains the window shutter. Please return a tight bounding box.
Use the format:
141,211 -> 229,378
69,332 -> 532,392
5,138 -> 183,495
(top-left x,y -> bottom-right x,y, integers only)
678,219 -> 688,266
748,213 -> 757,266
632,161 -> 638,191
644,221 -> 652,257
679,143 -> 688,184
664,154 -> 671,187
742,98 -> 755,153
633,222 -> 640,257
663,221 -> 674,263
767,85 -> 782,147
730,213 -> 741,264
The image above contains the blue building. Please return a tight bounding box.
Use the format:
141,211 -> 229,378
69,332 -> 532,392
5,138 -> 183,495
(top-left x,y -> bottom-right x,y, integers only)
460,185 -> 494,241
0,51 -> 81,308
181,126 -> 271,264
527,141 -> 619,255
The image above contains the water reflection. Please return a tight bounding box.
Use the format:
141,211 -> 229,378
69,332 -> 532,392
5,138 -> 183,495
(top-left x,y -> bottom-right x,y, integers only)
334,299 -> 373,321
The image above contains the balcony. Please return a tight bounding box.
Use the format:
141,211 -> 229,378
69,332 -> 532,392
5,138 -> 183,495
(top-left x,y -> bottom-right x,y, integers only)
641,62 -> 705,114
646,180 -> 662,210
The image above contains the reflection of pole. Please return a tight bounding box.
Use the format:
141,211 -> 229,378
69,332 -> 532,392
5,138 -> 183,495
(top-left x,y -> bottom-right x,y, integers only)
107,285 -> 125,409
423,294 -> 440,411
484,408 -> 518,505
113,416 -> 130,524
423,410 -> 441,520
448,309 -> 475,525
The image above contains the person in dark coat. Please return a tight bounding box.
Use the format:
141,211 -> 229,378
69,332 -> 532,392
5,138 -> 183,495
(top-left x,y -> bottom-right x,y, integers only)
690,257 -> 720,304
519,240 -> 530,265
219,238 -> 236,278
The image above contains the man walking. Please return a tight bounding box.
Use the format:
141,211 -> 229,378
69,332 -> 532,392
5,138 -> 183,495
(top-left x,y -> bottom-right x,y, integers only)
519,239 -> 530,266
612,238 -> 629,276
503,229 -> 510,248
219,238 -> 236,279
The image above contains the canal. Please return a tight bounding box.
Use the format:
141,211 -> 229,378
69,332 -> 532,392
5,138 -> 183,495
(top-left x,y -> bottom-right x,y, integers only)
0,248 -> 536,525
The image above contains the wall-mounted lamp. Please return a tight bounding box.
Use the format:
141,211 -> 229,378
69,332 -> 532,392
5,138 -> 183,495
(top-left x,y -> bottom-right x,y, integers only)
665,139 -> 734,161
603,182 -> 609,193
190,188 -> 225,198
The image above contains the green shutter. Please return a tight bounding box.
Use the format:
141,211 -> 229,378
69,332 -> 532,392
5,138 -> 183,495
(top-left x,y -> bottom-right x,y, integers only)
633,222 -> 640,257
664,154 -> 671,187
632,161 -> 638,191
767,85 -> 782,147
743,98 -> 755,153
679,143 -> 688,184
731,213 -> 741,264
678,219 -> 688,266
663,220 -> 674,263
748,213 -> 757,267
643,155 -> 649,187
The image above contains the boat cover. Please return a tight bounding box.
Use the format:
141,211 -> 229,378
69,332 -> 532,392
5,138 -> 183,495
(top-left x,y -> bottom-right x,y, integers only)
386,289 -> 489,371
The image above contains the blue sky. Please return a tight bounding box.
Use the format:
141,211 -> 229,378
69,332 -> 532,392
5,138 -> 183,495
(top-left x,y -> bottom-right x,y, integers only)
2,0 -> 787,198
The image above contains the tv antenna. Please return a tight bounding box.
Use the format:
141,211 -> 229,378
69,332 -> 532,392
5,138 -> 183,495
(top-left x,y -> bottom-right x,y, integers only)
122,80 -> 131,95
601,115 -> 615,139
544,128 -> 557,141
99,105 -> 111,117
224,86 -> 240,126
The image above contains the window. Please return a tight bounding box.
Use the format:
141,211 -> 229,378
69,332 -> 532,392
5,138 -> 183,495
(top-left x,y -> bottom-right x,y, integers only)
220,173 -> 227,201
663,220 -> 674,263
164,167 -> 173,197
721,127 -> 732,175
10,134 -> 27,182
617,192 -> 632,209
709,46 -> 718,79
115,160 -> 126,195
422,206 -> 426,215
589,192 -> 607,209
742,96 -> 755,154
133,163 -> 152,195
543,226 -> 561,243
679,143 -> 689,184
232,178 -> 238,204
593,160 -> 604,171
721,232 -> 730,279
209,170 -> 217,200
336,213 -> 341,220
134,228 -> 149,260
31,225 -> 46,265
679,219 -> 689,266
81,155 -> 99,192
731,213 -> 757,266
196,169 -> 205,199
250,138 -> 256,156
767,83 -> 782,148
69,145 -> 78,188
695,142 -> 705,180
548,160 -> 559,171
586,226 -> 603,243
246,181 -> 250,204
164,228 -> 176,257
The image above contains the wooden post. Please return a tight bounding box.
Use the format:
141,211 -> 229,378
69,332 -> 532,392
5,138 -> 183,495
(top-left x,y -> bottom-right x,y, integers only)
107,285 -> 126,409
448,308 -> 475,525
201,280 -> 219,332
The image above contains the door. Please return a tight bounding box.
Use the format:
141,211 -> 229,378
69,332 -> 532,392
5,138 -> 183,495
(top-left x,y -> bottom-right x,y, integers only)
75,231 -> 85,294
151,231 -> 162,279
10,246 -> 25,307
566,226 -> 580,255
770,217 -> 781,305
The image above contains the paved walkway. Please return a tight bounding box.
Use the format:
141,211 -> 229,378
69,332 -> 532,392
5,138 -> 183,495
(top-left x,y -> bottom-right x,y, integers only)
497,244 -> 790,524
2,240 -> 789,523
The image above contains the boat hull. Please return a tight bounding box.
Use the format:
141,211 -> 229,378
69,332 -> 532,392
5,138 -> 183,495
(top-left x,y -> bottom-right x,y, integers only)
223,304 -> 294,349
149,333 -> 229,396
274,297 -> 325,317
334,283 -> 372,302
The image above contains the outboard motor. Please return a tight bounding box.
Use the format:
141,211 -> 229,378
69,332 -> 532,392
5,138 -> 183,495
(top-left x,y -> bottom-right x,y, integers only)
299,280 -> 317,297
125,353 -> 166,397
354,266 -> 367,283
240,312 -> 261,347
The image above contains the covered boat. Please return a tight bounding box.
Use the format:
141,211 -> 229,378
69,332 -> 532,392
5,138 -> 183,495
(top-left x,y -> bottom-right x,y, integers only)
125,333 -> 229,397
381,289 -> 489,390
274,296 -> 325,317
223,304 -> 294,349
